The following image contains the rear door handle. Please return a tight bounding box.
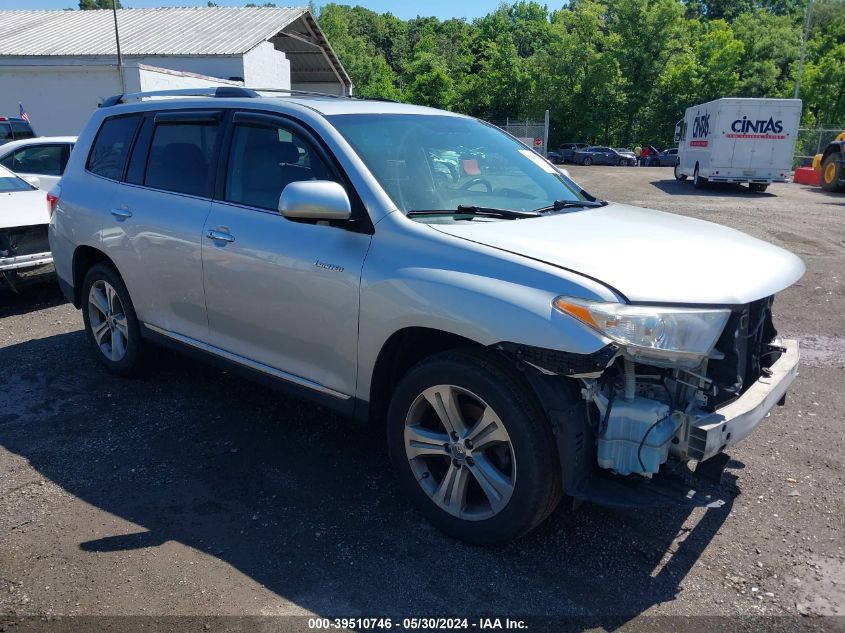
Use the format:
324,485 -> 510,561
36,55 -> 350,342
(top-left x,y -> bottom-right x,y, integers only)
110,207 -> 132,219
205,229 -> 235,243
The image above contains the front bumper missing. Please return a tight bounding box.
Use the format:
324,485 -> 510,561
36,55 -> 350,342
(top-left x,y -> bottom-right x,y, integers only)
688,339 -> 799,462
0,251 -> 53,272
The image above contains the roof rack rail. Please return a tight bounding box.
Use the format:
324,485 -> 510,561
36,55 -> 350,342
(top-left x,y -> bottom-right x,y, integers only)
251,88 -> 398,103
99,86 -> 397,107
100,87 -> 260,106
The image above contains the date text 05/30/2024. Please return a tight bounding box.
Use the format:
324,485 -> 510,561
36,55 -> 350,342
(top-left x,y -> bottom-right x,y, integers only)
308,618 -> 528,630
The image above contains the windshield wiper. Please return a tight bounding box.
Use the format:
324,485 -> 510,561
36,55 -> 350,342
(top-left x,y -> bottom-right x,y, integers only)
407,205 -> 541,219
532,199 -> 607,213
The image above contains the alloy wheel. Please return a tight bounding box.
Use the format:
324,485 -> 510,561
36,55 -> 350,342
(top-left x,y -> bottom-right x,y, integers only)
403,384 -> 516,521
87,280 -> 129,362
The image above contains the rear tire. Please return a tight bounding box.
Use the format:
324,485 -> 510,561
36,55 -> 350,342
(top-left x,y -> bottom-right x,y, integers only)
81,263 -> 145,377
821,154 -> 844,192
749,183 -> 769,193
583,157 -> 593,166
674,163 -> 687,181
693,164 -> 707,189
386,349 -> 562,545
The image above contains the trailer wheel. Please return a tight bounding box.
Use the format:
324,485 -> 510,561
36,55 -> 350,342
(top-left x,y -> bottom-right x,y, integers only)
749,183 -> 769,193
674,164 -> 687,181
821,155 -> 844,192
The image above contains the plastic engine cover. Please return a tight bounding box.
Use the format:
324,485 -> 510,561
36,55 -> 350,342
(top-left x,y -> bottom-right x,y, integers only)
597,396 -> 675,476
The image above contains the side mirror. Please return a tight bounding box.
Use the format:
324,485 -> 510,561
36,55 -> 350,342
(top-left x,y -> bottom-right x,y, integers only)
23,175 -> 41,189
559,168 -> 571,178
279,180 -> 351,221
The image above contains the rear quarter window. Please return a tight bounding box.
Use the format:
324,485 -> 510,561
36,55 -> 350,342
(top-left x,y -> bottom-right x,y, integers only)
10,121 -> 34,140
87,114 -> 141,181
0,123 -> 11,143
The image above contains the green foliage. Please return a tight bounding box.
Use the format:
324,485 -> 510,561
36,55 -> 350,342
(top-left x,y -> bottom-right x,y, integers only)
316,0 -> 842,147
78,0 -> 121,8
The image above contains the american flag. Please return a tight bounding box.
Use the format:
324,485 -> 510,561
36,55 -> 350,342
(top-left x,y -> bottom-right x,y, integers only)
19,102 -> 31,124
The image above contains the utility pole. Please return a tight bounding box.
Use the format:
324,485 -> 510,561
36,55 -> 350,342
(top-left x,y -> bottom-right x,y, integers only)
112,0 -> 125,93
794,0 -> 814,99
543,109 -> 550,157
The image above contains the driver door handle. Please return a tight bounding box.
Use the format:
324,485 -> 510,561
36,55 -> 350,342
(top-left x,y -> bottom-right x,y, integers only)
205,229 -> 235,243
110,207 -> 132,219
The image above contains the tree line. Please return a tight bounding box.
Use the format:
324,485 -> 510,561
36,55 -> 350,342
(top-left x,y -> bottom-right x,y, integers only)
317,0 -> 845,148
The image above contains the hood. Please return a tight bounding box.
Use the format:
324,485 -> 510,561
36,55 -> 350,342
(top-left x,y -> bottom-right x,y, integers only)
0,188 -> 49,229
431,203 -> 805,305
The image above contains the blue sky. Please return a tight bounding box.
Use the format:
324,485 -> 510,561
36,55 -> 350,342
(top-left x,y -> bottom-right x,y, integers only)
0,0 -> 507,20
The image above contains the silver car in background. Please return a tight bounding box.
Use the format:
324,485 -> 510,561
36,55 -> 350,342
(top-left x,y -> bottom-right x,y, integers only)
49,88 -> 803,544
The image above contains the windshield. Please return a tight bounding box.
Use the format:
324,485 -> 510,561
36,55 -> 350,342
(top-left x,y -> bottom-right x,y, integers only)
0,165 -> 33,193
327,114 -> 587,215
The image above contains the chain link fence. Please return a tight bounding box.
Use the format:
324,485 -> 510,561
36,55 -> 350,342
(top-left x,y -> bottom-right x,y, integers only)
795,126 -> 844,167
489,118 -> 549,156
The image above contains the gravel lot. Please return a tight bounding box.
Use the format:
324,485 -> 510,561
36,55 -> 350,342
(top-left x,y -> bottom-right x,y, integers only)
1,166 -> 843,629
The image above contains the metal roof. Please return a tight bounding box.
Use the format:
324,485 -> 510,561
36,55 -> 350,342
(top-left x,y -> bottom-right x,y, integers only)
0,6 -> 307,57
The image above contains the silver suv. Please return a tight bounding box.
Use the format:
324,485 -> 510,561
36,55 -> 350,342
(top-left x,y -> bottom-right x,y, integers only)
49,88 -> 804,544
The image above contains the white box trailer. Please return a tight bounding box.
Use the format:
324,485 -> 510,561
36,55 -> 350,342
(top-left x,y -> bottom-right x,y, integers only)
673,98 -> 802,192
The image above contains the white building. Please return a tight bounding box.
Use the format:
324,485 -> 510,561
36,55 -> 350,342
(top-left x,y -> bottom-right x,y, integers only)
0,7 -> 351,135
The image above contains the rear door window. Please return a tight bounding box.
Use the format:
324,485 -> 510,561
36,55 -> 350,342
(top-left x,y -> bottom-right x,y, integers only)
0,123 -> 11,144
1,144 -> 67,175
143,119 -> 220,197
87,114 -> 141,181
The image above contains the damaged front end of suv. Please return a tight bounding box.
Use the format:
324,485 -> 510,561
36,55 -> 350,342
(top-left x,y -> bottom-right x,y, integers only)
0,224 -> 54,291
502,293 -> 799,507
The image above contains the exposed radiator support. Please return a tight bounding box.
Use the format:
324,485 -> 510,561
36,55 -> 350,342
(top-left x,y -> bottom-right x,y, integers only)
624,357 -> 636,401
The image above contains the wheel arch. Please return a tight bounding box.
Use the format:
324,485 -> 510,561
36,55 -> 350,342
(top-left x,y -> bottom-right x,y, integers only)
821,142 -> 844,165
71,245 -> 118,308
366,326 -> 483,426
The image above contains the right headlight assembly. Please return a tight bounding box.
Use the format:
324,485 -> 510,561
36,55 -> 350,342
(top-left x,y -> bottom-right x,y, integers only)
553,296 -> 731,367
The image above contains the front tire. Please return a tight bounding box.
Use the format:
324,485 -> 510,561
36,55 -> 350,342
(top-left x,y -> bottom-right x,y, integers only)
386,349 -> 562,545
821,154 -> 844,192
583,156 -> 593,166
81,263 -> 144,376
674,163 -> 687,181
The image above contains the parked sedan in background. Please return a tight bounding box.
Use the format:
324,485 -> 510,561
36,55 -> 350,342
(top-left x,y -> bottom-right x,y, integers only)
645,148 -> 679,167
572,146 -> 635,166
0,136 -> 76,190
0,164 -> 53,291
613,148 -> 638,166
548,142 -> 589,164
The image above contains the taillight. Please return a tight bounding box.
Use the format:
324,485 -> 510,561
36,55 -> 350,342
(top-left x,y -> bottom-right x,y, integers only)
47,193 -> 59,217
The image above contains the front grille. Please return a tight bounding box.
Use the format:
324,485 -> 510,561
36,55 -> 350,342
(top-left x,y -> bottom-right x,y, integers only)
704,296 -> 779,411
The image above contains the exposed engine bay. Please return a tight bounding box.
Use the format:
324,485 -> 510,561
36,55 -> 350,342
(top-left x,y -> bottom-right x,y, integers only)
577,296 -> 787,477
